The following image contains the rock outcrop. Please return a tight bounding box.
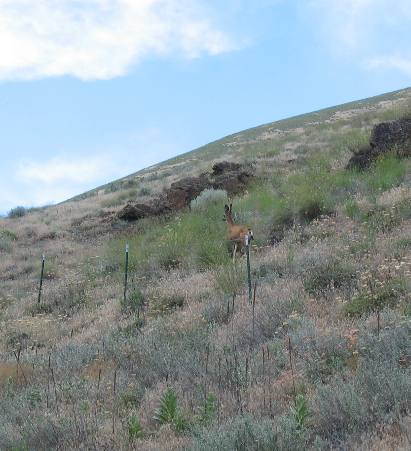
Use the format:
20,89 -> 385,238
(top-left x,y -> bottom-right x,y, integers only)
347,118 -> 411,170
117,161 -> 254,221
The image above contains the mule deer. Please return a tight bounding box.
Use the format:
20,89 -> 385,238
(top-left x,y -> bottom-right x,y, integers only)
224,204 -> 253,261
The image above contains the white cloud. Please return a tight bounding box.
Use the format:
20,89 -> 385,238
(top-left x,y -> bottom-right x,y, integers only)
366,55 -> 411,76
0,0 -> 236,81
17,156 -> 113,184
11,154 -> 119,207
307,0 -> 411,75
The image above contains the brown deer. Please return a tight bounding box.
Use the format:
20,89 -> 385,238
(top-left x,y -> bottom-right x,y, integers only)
224,203 -> 253,261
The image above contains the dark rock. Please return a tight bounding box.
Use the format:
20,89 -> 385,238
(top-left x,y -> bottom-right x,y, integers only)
166,174 -> 210,210
346,118 -> 411,170
211,171 -> 252,195
117,161 -> 254,221
370,118 -> 411,154
212,161 -> 242,176
211,162 -> 253,195
346,145 -> 377,170
117,203 -> 157,221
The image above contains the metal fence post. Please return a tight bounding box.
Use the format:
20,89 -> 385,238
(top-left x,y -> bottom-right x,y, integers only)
38,254 -> 45,304
123,244 -> 129,304
245,233 -> 252,302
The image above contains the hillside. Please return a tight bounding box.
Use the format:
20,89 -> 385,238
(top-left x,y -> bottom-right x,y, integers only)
0,87 -> 411,450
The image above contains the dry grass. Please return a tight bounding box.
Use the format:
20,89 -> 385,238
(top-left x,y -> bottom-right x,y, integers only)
0,88 -> 410,450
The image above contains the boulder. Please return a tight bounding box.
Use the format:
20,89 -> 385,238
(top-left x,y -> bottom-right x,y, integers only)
117,161 -> 254,221
166,174 -> 210,210
347,118 -> 411,170
117,203 -> 157,221
211,161 -> 242,176
370,118 -> 411,156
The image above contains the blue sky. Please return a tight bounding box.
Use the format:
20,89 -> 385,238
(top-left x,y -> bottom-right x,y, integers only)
0,0 -> 410,214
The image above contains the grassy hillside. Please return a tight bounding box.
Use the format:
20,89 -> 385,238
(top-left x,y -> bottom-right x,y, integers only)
0,87 -> 410,450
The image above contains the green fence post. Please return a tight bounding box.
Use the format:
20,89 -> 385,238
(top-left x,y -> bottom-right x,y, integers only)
38,254 -> 45,304
123,244 -> 129,304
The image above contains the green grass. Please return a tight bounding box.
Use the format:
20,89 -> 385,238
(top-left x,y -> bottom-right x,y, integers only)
106,152 -> 410,281
364,155 -> 407,197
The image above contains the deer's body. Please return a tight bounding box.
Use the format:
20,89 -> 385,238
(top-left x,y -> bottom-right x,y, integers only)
224,204 -> 253,260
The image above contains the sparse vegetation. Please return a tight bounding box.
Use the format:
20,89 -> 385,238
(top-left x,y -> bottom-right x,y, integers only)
1,89 -> 410,450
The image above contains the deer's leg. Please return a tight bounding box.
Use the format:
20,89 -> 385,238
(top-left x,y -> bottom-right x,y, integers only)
232,243 -> 237,263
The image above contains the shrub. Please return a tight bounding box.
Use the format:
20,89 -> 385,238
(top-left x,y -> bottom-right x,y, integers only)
0,230 -> 17,241
201,296 -> 231,325
128,415 -> 144,440
139,186 -> 151,196
197,393 -> 217,426
275,414 -> 308,450
269,208 -> 294,244
290,320 -> 350,383
191,414 -> 308,451
109,316 -> 209,389
343,278 -> 406,317
121,289 -> 144,314
0,236 -> 13,253
214,264 -> 246,295
104,181 -> 122,193
283,163 -> 335,223
8,206 -> 26,218
358,321 -> 410,364
27,303 -> 53,316
153,388 -> 188,432
57,280 -> 89,313
295,249 -> 356,295
364,205 -> 402,233
190,189 -> 228,212
291,394 -> 311,429
313,359 -> 411,443
344,199 -> 362,220
150,294 -> 185,315
191,415 -> 278,451
121,317 -> 146,337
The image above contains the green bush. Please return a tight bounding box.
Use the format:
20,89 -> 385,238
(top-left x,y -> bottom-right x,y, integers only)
190,189 -> 228,212
121,289 -> 144,314
283,162 -> 335,223
343,278 -> 406,317
291,394 -> 311,429
197,393 -> 217,426
153,388 -> 188,432
128,415 -> 144,440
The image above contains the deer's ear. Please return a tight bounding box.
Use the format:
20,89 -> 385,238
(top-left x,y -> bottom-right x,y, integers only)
224,204 -> 229,212
229,203 -> 233,212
